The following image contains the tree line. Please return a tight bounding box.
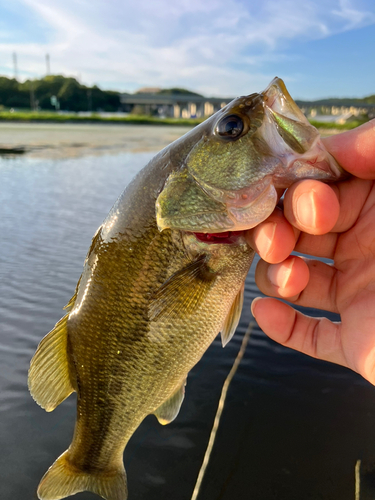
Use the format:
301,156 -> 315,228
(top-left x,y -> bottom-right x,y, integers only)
0,75 -> 121,111
1,74 -> 372,113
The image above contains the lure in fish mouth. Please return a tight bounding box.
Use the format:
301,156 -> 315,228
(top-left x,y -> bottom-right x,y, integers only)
156,77 -> 344,238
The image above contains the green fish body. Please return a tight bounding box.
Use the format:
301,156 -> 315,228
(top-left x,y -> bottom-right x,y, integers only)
29,78 -> 343,500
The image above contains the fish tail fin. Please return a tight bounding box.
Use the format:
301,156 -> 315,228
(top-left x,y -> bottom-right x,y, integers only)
37,450 -> 128,500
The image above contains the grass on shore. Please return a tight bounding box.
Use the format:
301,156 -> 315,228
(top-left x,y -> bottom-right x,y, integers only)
0,111 -> 369,131
0,111 -> 203,126
309,119 -> 369,131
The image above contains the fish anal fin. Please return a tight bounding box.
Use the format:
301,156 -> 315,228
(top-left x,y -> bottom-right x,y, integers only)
154,379 -> 186,425
149,256 -> 216,321
37,449 -> 127,500
221,284 -> 244,347
28,314 -> 75,412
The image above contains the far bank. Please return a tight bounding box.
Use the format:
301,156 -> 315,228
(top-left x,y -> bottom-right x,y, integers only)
0,110 -> 369,132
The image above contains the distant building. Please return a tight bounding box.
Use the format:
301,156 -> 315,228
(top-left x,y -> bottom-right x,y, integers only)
308,114 -> 354,124
121,91 -> 375,121
300,104 -> 372,124
120,91 -> 234,118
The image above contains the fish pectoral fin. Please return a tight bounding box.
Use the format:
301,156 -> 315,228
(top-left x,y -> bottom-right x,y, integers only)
149,255 -> 216,321
221,284 -> 244,347
28,314 -> 76,412
154,379 -> 186,425
37,449 -> 127,500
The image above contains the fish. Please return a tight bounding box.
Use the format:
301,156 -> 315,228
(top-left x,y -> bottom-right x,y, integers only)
28,77 -> 343,500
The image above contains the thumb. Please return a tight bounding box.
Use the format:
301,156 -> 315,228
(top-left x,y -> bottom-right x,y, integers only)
323,119 -> 375,179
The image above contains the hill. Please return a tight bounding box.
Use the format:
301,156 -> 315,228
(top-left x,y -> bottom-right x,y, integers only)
295,95 -> 375,108
157,87 -> 203,97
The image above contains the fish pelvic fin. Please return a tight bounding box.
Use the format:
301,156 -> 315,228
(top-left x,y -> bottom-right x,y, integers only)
37,450 -> 128,500
221,284 -> 244,347
28,314 -> 75,412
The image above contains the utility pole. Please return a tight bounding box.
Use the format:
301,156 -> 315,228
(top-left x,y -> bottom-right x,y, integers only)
13,52 -> 18,80
30,81 -> 36,111
46,53 -> 50,75
87,89 -> 92,112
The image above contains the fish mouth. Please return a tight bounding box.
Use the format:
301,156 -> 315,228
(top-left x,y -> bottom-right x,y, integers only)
188,230 -> 245,245
262,77 -> 306,121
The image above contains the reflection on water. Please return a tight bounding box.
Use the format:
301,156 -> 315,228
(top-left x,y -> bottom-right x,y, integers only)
1,135 -> 375,500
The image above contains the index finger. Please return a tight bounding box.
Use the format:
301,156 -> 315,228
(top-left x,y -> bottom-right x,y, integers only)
323,119 -> 375,179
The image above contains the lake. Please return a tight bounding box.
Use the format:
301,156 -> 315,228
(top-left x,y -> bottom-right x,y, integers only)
1,123 -> 375,500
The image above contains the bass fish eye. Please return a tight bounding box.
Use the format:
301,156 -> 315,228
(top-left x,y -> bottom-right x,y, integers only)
215,114 -> 244,140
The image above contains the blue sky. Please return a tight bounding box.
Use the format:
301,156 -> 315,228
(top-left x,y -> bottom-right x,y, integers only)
0,0 -> 374,99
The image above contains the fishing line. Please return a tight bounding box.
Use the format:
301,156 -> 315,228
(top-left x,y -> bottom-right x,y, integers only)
355,459 -> 361,500
190,321 -> 255,500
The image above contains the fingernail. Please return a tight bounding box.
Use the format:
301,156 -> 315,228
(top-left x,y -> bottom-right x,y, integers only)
256,222 -> 277,257
251,297 -> 262,317
267,258 -> 295,288
296,191 -> 316,229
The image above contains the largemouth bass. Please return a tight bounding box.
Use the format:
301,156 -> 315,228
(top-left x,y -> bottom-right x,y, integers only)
29,78 -> 343,500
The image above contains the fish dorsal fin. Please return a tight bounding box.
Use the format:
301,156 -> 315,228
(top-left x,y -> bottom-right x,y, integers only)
221,284 -> 244,347
149,255 -> 216,321
154,379 -> 186,425
63,276 -> 82,313
63,294 -> 76,313
28,314 -> 76,412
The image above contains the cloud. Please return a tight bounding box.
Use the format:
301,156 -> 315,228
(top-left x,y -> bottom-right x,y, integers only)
0,0 -> 374,95
332,0 -> 375,29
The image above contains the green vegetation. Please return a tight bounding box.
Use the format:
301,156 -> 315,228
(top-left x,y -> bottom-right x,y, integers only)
0,75 -> 121,111
309,119 -> 369,130
0,110 -> 203,126
0,76 -> 205,113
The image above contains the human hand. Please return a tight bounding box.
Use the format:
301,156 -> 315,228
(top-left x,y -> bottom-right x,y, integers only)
246,120 -> 375,384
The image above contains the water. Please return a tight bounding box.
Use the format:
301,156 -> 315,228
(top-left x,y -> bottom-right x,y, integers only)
1,126 -> 375,500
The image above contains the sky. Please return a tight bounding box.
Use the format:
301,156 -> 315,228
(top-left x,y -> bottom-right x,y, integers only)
0,0 -> 374,100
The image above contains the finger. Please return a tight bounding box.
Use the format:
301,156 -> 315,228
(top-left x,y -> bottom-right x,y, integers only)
283,180 -> 340,235
251,297 -> 346,367
332,176 -> 373,233
283,177 -> 373,236
255,257 -> 339,313
255,256 -> 310,299
245,206 -> 297,263
323,120 -> 375,178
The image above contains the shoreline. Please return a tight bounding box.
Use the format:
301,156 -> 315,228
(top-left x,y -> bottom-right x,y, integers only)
0,112 -> 368,131
0,112 -> 202,127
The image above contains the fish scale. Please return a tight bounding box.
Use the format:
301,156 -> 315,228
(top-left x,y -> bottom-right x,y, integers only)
71,224 -> 250,478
